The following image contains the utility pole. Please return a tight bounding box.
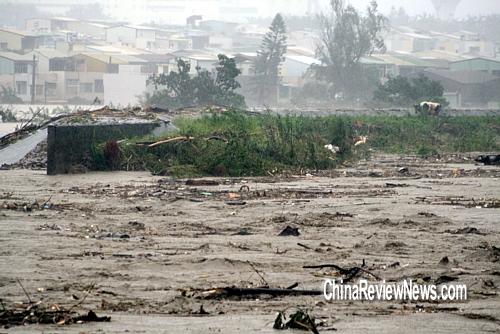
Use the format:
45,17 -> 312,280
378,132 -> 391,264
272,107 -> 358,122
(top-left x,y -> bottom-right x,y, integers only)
31,54 -> 36,104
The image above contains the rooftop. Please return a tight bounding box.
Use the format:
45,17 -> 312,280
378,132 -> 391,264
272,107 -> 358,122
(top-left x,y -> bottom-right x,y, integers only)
0,27 -> 38,37
106,25 -> 157,31
425,69 -> 500,84
33,48 -> 71,59
411,50 -> 472,62
285,55 -> 320,66
450,57 -> 500,65
0,51 -> 33,62
135,53 -> 175,63
84,44 -> 148,55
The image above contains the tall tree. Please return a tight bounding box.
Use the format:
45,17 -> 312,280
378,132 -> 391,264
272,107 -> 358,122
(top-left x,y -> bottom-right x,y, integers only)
312,0 -> 387,102
253,13 -> 288,105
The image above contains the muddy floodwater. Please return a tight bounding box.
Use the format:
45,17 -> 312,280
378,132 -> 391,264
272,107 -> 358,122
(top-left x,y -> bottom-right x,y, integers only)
0,154 -> 499,333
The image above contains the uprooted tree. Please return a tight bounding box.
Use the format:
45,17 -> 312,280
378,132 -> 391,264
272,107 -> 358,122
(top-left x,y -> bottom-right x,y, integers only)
373,74 -> 449,108
311,0 -> 387,103
144,54 -> 245,109
252,13 -> 288,106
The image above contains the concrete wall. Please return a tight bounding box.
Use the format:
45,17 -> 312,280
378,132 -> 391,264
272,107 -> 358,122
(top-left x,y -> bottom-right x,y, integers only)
46,122 -> 160,175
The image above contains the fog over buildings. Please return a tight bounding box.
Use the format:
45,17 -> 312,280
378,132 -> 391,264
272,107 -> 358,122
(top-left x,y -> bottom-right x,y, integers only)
6,0 -> 500,23
0,0 -> 499,109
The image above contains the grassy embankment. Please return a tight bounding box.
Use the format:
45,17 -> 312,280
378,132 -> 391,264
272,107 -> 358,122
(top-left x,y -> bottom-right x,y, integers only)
92,111 -> 500,176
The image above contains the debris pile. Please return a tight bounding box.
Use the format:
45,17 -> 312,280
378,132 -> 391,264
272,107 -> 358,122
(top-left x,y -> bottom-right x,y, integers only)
0,302 -> 110,329
274,309 -> 320,333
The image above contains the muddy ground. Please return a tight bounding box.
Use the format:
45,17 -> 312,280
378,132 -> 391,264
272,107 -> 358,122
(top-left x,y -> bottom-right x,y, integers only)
0,154 -> 499,333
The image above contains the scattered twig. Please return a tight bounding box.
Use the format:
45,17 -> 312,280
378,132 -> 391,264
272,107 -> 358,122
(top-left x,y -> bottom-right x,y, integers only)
247,261 -> 268,287
303,264 -> 350,275
206,135 -> 228,143
148,136 -> 194,148
303,262 -> 382,283
41,195 -> 52,208
16,278 -> 32,304
68,282 -> 95,313
297,243 -> 312,250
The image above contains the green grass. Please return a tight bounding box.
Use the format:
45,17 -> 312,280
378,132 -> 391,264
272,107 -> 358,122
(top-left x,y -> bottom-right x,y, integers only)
91,112 -> 500,177
352,115 -> 499,154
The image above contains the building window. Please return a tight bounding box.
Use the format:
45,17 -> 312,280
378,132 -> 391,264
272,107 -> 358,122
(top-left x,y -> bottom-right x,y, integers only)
50,58 -> 76,72
45,82 -> 57,96
94,79 -> 104,93
80,82 -> 93,93
14,63 -> 28,73
0,42 -> 7,50
66,79 -> 79,95
16,81 -> 27,95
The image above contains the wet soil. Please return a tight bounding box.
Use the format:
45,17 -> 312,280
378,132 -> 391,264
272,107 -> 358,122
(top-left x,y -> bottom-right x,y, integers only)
0,154 -> 499,333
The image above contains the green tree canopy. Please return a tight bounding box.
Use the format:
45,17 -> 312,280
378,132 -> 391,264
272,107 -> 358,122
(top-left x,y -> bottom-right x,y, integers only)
373,74 -> 449,107
146,55 -> 245,109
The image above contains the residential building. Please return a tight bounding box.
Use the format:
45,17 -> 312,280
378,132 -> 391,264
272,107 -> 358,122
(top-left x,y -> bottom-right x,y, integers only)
170,50 -> 219,75
450,57 -> 500,75
430,30 -> 496,58
25,18 -> 52,33
414,69 -> 500,108
105,25 -> 156,50
0,28 -> 40,51
135,54 -> 175,74
385,29 -> 436,53
0,51 -> 34,102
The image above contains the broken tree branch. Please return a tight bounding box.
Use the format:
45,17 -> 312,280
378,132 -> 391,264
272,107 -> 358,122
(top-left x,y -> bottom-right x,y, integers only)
203,287 -> 322,298
303,264 -> 351,275
297,243 -> 312,250
247,261 -> 268,287
303,262 -> 382,283
148,136 -> 194,148
68,282 -> 95,313
16,278 -> 32,304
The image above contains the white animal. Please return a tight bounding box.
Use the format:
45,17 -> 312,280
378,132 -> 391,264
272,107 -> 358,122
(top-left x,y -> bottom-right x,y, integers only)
324,144 -> 340,154
354,136 -> 368,147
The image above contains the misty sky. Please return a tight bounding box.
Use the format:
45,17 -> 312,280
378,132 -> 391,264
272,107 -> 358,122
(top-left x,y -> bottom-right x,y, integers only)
14,0 -> 499,24
345,0 -> 500,17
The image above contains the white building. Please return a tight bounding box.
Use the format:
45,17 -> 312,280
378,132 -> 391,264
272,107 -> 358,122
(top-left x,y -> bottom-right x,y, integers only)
105,25 -> 156,50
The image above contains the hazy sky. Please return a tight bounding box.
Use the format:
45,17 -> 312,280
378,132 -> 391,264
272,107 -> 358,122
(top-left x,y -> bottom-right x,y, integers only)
26,0 -> 500,24
345,0 -> 500,17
